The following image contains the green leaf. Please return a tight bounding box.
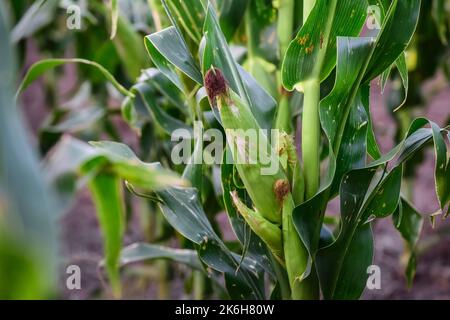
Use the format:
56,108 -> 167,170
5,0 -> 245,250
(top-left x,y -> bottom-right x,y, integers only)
16,58 -> 134,98
292,0 -> 423,274
129,75 -> 193,134
165,0 -> 205,43
364,166 -> 403,219
315,118 -> 446,299
362,0 -> 421,83
145,26 -> 203,85
430,122 -> 450,210
87,172 -> 124,298
156,187 -> 265,299
282,0 -> 368,90
120,243 -> 203,270
393,199 -> 424,286
316,167 -> 377,300
11,0 -> 58,43
44,137 -> 186,208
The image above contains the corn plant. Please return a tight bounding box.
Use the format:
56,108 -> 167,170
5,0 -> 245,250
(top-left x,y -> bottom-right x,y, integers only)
6,0 -> 450,300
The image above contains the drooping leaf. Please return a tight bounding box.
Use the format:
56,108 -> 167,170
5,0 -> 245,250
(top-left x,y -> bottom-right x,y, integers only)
316,118 -> 447,299
16,58 -> 134,98
156,187 -> 266,299
120,243 -> 203,270
363,0 -> 421,83
44,137 -> 186,209
393,198 -> 424,286
86,172 -> 124,298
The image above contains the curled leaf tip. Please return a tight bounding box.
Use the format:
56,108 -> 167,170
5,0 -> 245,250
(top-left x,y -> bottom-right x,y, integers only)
205,67 -> 228,107
274,179 -> 291,203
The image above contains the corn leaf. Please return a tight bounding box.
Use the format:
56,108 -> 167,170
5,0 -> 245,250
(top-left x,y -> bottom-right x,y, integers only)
282,0 -> 368,90
16,58 -> 134,98
145,26 -> 203,86
393,199 -> 424,286
120,243 -> 203,270
87,172 -> 124,297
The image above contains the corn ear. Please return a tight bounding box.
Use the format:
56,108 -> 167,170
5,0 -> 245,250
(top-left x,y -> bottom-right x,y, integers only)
275,131 -> 305,205
275,179 -> 313,299
230,191 -> 284,263
205,68 -> 286,224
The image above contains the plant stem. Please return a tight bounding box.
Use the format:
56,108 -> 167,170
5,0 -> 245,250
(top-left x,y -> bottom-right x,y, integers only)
302,79 -> 320,199
275,0 -> 295,133
300,0 -> 320,200
193,270 -> 205,300
277,0 -> 295,59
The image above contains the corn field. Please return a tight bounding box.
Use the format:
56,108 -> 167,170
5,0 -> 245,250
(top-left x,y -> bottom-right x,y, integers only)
1,0 -> 450,301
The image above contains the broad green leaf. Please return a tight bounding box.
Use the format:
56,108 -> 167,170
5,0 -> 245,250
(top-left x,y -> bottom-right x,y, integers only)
317,223 -> 374,300
87,172 -> 124,298
292,0 -> 423,269
281,0 -> 368,90
145,26 -> 203,85
362,0 -> 421,83
316,168 -> 377,300
156,187 -> 265,299
430,122 -> 450,210
316,118 -> 447,299
44,137 -> 186,208
330,85 -> 370,195
364,166 -> 403,219
16,58 -> 134,98
120,243 -> 203,270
